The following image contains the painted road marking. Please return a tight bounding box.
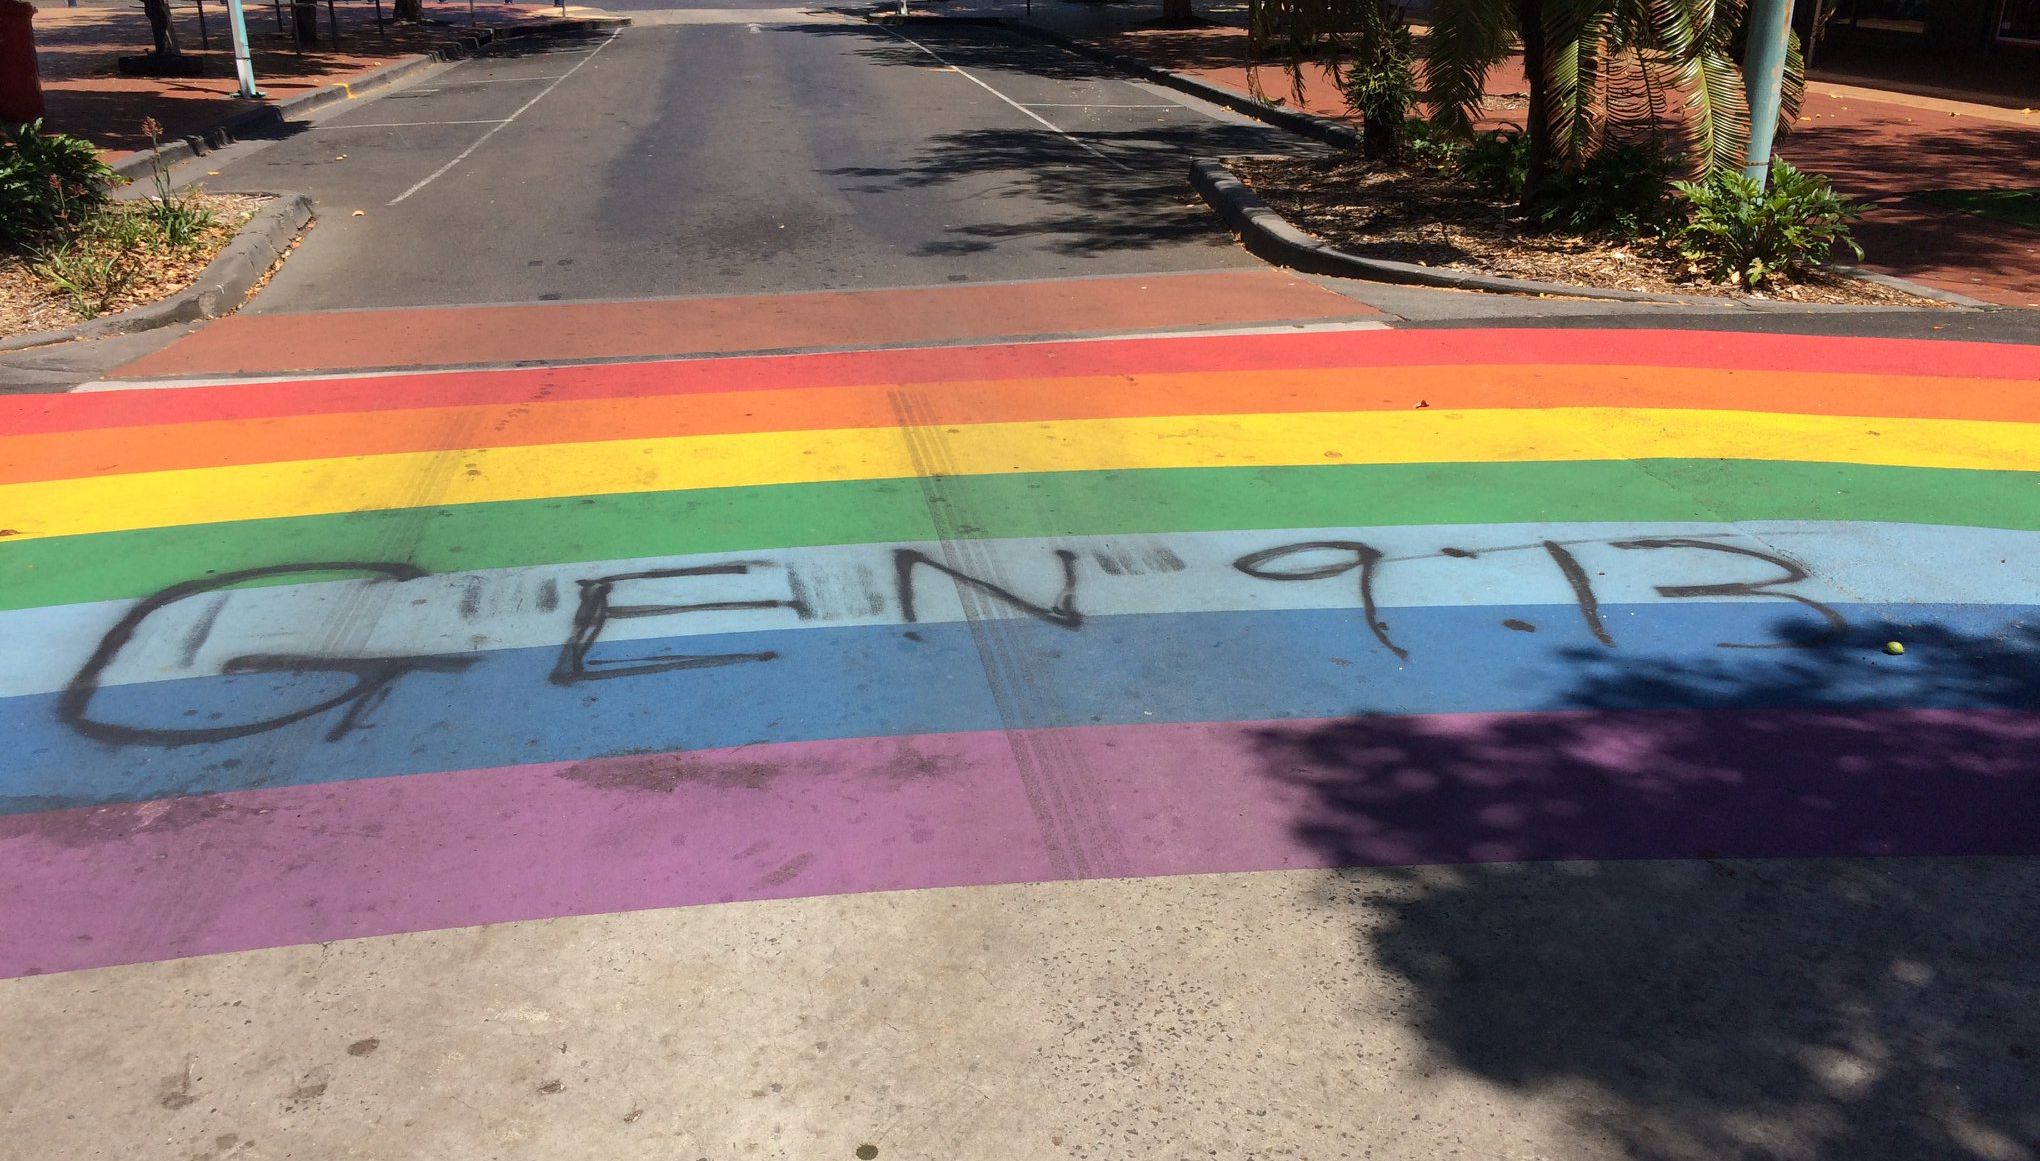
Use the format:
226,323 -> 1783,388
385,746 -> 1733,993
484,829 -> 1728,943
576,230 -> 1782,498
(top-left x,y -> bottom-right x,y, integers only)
879,27 -> 1133,172
388,30 -> 620,205
9,707 -> 2037,978
7,406 -> 2036,542
8,521 -> 2035,701
4,327 -> 2037,982
104,269 -> 1376,377
314,119 -> 516,129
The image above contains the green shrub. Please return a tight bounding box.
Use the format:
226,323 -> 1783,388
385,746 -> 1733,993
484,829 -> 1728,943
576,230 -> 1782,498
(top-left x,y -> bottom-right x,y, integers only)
1674,160 -> 1864,288
32,209 -> 152,319
1532,141 -> 1681,239
1400,117 -> 1463,172
1,120 -> 114,250
137,116 -> 214,250
1340,4 -> 1418,161
1459,126 -> 1528,201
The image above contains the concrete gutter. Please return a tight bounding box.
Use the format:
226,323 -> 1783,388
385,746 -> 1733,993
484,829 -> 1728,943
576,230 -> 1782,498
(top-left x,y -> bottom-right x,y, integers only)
107,17 -> 632,183
0,192 -> 313,351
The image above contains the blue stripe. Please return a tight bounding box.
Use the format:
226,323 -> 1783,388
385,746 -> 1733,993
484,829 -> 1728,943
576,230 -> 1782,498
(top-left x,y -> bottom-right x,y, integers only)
5,600 -> 2035,813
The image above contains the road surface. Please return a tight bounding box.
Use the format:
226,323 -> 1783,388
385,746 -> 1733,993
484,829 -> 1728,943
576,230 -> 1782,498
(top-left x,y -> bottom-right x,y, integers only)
1,8 -> 2038,1161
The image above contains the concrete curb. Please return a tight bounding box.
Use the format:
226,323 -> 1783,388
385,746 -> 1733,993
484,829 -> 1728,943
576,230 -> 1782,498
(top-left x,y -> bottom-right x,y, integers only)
1188,158 -> 1705,301
929,14 -> 1988,309
1827,266 -> 1995,308
107,17 -> 632,183
0,192 -> 314,351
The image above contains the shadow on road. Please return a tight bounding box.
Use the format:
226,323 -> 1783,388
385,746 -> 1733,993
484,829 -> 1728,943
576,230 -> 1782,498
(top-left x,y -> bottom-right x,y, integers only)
1254,616 -> 2040,1160
802,22 -> 1306,256
827,124 -> 1276,254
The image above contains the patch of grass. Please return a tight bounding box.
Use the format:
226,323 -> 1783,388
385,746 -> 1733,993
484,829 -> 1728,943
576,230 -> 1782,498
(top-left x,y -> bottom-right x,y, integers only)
30,198 -> 218,320
1,193 -> 261,335
1912,188 -> 2040,232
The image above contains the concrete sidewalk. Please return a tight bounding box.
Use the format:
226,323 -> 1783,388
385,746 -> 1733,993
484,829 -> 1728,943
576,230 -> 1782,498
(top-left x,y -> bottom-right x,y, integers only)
907,0 -> 2039,306
25,0 -> 573,162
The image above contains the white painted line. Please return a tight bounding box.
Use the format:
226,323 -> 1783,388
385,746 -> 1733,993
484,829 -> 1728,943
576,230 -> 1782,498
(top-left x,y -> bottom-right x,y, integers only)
1018,102 -> 1180,109
74,319 -> 1390,393
318,119 -> 513,129
446,74 -> 570,82
879,28 -> 1131,172
387,31 -> 619,206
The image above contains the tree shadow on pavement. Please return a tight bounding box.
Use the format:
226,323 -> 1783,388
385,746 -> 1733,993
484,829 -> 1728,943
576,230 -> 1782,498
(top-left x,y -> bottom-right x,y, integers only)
826,123 -> 1296,256
1253,616 -> 2040,1160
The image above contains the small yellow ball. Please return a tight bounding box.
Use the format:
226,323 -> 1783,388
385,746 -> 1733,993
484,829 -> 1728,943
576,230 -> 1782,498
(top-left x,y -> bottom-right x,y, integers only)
1883,641 -> 1905,656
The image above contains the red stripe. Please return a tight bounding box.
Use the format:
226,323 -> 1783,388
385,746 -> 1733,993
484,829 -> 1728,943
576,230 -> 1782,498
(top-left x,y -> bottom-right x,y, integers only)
7,329 -> 2030,436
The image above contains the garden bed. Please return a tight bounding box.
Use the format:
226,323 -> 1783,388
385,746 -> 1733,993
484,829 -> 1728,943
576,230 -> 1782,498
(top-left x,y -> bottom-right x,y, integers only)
0,192 -> 270,338
1230,155 -> 1937,306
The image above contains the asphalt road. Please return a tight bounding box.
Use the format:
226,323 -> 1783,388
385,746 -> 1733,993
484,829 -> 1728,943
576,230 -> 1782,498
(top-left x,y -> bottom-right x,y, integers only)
212,16 -> 1297,311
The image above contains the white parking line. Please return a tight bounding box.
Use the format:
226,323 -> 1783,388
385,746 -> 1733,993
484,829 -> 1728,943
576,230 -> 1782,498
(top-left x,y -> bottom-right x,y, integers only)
318,119 -> 513,129
387,31 -> 620,205
879,28 -> 1131,172
1018,102 -> 1180,109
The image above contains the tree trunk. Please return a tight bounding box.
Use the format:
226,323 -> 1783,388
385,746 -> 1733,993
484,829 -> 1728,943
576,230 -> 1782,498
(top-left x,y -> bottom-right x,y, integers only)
141,0 -> 183,57
1792,0 -> 1823,65
1161,0 -> 1195,25
393,0 -> 423,21
1514,0 -> 1558,202
1361,112 -> 1398,160
292,0 -> 320,43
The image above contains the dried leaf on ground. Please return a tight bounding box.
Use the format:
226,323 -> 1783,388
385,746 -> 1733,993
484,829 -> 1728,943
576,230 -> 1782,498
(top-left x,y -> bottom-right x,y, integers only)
0,193 -> 272,339
1231,157 -> 1935,306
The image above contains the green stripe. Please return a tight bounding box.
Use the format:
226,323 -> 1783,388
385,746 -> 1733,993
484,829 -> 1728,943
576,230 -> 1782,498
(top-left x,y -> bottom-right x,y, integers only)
3,460 -> 2035,613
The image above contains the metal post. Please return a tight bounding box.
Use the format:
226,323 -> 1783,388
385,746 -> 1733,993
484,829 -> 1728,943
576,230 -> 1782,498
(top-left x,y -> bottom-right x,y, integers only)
325,0 -> 337,43
223,0 -> 263,97
196,0 -> 212,49
1742,0 -> 1793,188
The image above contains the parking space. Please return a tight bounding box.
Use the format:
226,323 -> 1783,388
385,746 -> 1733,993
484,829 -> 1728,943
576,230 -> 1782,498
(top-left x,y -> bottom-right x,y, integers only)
196,17 -> 1303,311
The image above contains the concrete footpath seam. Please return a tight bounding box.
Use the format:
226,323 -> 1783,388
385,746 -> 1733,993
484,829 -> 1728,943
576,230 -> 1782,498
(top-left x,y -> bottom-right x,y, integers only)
0,192 -> 314,352
108,17 -> 633,183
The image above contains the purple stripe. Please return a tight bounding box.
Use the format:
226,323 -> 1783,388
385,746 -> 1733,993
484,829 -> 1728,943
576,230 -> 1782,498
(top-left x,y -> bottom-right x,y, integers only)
6,708 -> 2039,978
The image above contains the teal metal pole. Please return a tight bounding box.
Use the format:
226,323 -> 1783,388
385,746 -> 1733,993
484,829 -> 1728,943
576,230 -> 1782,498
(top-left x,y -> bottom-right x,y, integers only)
1742,0 -> 1793,188
223,0 -> 264,98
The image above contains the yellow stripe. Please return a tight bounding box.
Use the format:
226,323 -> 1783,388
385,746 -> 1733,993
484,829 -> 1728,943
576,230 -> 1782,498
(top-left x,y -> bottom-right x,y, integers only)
3,407 -> 2033,542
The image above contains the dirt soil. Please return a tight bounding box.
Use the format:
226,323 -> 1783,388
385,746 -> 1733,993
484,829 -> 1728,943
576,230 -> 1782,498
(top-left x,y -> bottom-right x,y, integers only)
1231,156 -> 1939,306
0,193 -> 270,339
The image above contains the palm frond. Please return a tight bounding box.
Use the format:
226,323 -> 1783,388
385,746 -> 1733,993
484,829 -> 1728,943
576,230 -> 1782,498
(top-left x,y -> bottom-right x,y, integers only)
1422,0 -> 1517,136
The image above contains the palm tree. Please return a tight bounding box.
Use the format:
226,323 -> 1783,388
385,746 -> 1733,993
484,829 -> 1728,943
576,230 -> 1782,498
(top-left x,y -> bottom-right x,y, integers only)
1249,0 -> 1803,200
1424,0 -> 1804,194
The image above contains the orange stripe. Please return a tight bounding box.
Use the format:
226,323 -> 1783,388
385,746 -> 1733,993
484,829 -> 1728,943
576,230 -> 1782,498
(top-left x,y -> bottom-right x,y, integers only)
8,364 -> 2039,485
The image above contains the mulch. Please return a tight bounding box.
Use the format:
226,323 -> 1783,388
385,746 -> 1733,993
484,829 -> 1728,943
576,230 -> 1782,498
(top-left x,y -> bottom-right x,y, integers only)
1231,155 -> 1939,306
0,193 -> 271,339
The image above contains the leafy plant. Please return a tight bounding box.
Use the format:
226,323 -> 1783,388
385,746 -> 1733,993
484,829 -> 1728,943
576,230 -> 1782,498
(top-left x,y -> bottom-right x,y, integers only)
1532,140 -> 1681,237
1401,117 -> 1465,171
1674,159 -> 1863,288
1459,125 -> 1529,201
32,210 -> 152,318
1408,0 -> 1803,197
1340,3 -> 1419,160
139,117 -> 214,248
0,120 -> 114,250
